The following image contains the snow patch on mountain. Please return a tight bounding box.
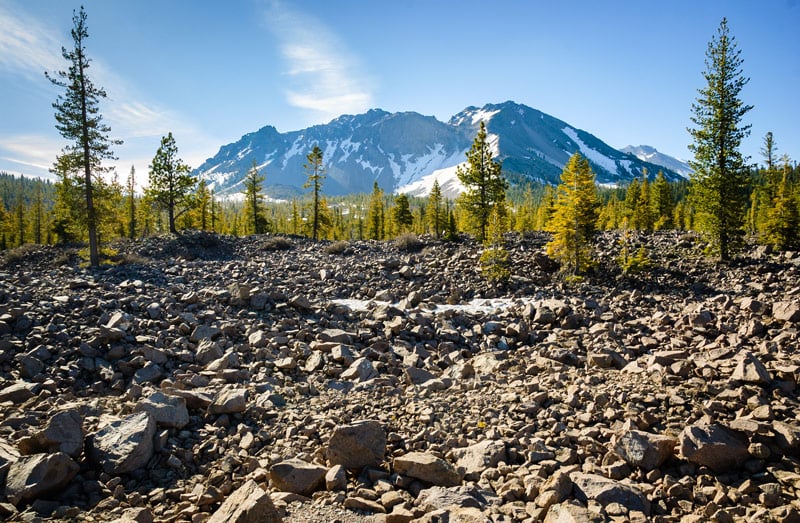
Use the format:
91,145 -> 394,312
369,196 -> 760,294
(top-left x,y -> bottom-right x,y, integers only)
562,127 -> 619,176
398,163 -> 466,199
621,145 -> 692,178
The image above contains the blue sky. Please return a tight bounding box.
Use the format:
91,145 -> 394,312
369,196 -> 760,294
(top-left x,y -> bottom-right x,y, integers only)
1,0 -> 798,183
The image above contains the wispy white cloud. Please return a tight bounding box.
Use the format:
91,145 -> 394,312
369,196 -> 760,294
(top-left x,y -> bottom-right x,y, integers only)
264,1 -> 374,121
0,2 -> 218,178
0,2 -> 63,81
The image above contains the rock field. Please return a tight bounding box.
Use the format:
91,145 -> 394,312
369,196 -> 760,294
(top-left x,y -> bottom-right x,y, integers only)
0,231 -> 799,523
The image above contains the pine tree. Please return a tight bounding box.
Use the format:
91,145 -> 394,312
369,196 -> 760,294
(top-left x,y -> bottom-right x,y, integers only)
764,158 -> 799,250
194,178 -> 211,231
427,179 -> 445,239
546,152 -> 599,275
126,166 -> 136,238
146,132 -> 195,234
687,18 -> 753,261
633,172 -> 654,230
51,158 -> 84,244
391,193 -> 413,235
535,185 -> 556,230
46,7 -> 122,266
456,121 -> 507,242
366,182 -> 385,240
242,160 -> 268,234
304,145 -> 326,240
652,170 -> 674,229
480,203 -> 511,285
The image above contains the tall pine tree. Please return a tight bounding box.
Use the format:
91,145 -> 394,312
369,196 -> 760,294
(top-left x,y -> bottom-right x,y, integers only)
47,7 -> 121,266
427,179 -> 445,239
242,160 -> 268,234
546,153 -> 599,275
146,132 -> 195,234
304,145 -> 326,240
456,121 -> 507,242
687,18 -> 753,261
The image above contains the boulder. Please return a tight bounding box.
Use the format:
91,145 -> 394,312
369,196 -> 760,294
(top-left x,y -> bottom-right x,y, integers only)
21,409 -> 83,458
341,357 -> 378,382
731,351 -> 772,385
269,458 -> 327,495
135,391 -> 190,429
0,438 -> 21,485
325,464 -> 347,491
4,452 -> 79,506
773,301 -> 800,323
544,500 -> 606,523
326,419 -> 386,469
0,381 -> 38,403
571,472 -> 650,515
393,452 -> 461,487
86,411 -> 156,474
678,423 -> 749,472
614,430 -> 676,470
452,440 -> 507,480
207,479 -> 282,523
209,388 -> 248,414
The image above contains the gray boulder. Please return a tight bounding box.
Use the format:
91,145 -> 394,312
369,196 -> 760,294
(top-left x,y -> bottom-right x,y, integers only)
452,440 -> 507,480
86,411 -> 156,474
4,452 -> 79,506
614,430 -> 676,471
678,423 -> 749,472
326,419 -> 386,469
20,409 -> 83,458
269,458 -> 327,496
571,472 -> 650,515
393,451 -> 461,487
135,391 -> 190,429
207,479 -> 282,523
209,388 -> 248,415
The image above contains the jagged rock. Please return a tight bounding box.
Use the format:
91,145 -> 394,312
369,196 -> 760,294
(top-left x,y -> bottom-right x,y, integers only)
326,419 -> 386,469
341,357 -> 378,381
86,411 -> 156,474
416,485 -> 494,511
270,458 -> 327,495
319,328 -> 352,344
0,381 -> 38,403
393,451 -> 461,486
4,452 -> 79,506
209,388 -> 248,414
678,423 -> 749,472
0,438 -> 20,485
773,301 -> 800,323
20,409 -> 83,458
452,439 -> 507,480
110,507 -> 154,523
325,464 -> 347,491
731,351 -> 772,385
544,500 -> 605,523
207,479 -> 282,523
196,339 -> 224,365
571,472 -> 650,515
614,430 -> 676,470
135,391 -> 190,429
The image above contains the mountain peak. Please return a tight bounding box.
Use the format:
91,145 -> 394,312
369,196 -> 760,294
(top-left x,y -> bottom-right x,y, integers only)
194,102 -> 686,198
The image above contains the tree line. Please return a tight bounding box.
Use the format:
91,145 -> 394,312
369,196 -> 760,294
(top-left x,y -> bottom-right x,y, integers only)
2,12 -> 798,276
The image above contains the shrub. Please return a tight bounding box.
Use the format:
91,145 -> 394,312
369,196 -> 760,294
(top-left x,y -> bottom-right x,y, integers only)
325,240 -> 350,255
394,233 -> 423,253
262,236 -> 293,251
480,246 -> 510,285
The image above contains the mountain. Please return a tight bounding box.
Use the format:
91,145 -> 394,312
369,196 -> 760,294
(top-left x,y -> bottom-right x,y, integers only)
620,145 -> 693,178
194,101 -> 685,197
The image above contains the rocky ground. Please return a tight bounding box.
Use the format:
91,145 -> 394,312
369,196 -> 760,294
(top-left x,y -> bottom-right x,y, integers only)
0,231 -> 799,523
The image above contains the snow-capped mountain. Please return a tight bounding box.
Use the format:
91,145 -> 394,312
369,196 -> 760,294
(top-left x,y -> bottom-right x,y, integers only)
620,145 -> 692,178
194,101 -> 684,197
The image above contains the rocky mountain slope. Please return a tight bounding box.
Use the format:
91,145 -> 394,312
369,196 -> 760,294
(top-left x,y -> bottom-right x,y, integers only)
620,146 -> 692,178
194,101 -> 687,198
0,233 -> 799,522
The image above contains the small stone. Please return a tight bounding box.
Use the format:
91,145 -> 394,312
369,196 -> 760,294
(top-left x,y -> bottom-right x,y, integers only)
325,464 -> 347,491
614,430 -> 676,471
209,388 -> 248,415
135,391 -> 190,429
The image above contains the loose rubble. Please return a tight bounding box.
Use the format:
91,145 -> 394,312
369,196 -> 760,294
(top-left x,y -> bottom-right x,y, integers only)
0,231 -> 799,522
